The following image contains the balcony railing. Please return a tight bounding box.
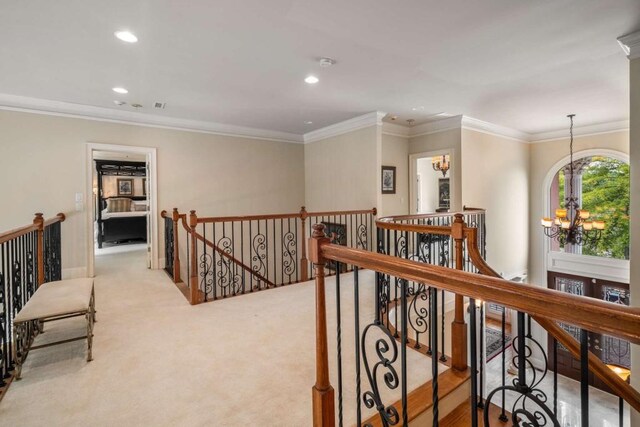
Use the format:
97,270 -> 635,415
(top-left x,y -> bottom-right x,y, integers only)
0,212 -> 65,395
161,207 -> 376,304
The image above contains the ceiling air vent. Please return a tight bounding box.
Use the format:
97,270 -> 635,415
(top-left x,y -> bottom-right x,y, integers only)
154,102 -> 166,109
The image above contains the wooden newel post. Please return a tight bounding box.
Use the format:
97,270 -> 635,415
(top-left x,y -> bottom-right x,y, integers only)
300,206 -> 309,281
172,208 -> 181,283
33,213 -> 45,286
308,223 -> 335,427
188,210 -> 200,305
451,213 -> 468,371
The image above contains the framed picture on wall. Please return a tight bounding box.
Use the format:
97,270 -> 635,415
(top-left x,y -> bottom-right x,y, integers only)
438,178 -> 450,209
381,166 -> 396,194
117,178 -> 133,196
143,178 -> 147,196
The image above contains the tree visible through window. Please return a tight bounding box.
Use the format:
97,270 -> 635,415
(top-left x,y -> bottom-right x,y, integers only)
554,156 -> 629,260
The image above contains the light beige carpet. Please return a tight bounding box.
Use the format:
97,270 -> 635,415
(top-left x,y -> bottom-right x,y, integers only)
0,248 -> 445,426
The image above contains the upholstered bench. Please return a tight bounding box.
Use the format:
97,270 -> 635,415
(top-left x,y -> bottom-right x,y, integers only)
13,278 -> 96,379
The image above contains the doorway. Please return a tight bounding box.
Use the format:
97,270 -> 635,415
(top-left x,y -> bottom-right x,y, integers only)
547,270 -> 630,392
86,143 -> 158,277
409,150 -> 455,214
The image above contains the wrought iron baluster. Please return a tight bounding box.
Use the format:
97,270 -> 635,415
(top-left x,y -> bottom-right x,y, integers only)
336,263 -> 344,427
431,287 -> 439,426
241,221 -> 246,294
272,219 -> 276,286
580,329 -> 589,427
440,289 -> 446,362
0,242 -> 6,382
500,306 -> 508,422
470,298 -> 478,426
401,277 -> 408,426
354,266 -> 362,426
553,337 -> 558,418
478,301 -> 485,409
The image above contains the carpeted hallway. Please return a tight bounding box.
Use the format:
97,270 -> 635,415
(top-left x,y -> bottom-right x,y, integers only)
0,246 -> 442,426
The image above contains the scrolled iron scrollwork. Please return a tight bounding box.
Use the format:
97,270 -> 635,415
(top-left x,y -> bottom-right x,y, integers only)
361,322 -> 401,427
215,236 -> 242,297
281,230 -> 297,279
406,283 -> 429,348
251,233 -> 267,290
394,233 -> 407,259
357,223 -> 368,250
485,329 -> 559,427
12,260 -> 23,314
198,252 -> 214,296
26,251 -> 35,297
164,218 -> 174,275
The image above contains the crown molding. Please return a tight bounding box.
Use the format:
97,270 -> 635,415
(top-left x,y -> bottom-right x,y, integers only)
303,111 -> 386,143
0,93 -> 304,144
410,115 -> 464,137
461,116 -> 531,142
618,30 -> 640,60
529,119 -> 629,143
381,122 -> 411,138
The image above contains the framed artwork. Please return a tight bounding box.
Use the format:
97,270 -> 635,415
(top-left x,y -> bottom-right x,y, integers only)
381,166 -> 396,194
143,178 -> 147,196
117,178 -> 133,196
438,178 -> 450,209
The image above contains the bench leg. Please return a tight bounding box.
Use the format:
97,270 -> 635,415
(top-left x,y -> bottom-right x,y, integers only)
86,290 -> 95,362
13,323 -> 25,380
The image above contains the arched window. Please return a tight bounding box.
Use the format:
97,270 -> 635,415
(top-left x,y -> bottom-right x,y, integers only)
549,155 -> 629,259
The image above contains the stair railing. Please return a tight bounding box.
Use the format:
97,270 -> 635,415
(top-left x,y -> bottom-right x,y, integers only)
0,212 -> 65,396
309,216 -> 640,426
162,207 -> 376,305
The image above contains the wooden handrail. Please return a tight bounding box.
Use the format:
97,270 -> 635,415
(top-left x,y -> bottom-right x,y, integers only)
0,212 -> 64,244
195,206 -> 376,224
375,220 -> 454,236
0,223 -> 38,245
378,208 -> 485,223
0,213 -> 66,286
317,243 -> 640,344
43,213 -> 66,227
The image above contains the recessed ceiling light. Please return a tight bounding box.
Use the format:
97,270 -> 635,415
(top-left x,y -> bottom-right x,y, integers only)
112,87 -> 128,94
304,75 -> 319,84
304,121 -> 313,125
113,100 -> 126,106
115,31 -> 138,43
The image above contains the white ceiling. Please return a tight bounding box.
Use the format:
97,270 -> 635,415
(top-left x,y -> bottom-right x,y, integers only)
0,1 -> 638,137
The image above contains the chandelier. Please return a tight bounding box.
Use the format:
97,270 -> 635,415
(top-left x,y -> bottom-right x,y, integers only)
541,114 -> 604,245
432,154 -> 450,177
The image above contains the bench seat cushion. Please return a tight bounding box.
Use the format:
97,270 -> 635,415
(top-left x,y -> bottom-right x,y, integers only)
14,278 -> 94,323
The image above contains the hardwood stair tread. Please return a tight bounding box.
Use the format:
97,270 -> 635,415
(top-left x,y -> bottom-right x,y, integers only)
363,368 -> 471,427
441,399 -> 510,426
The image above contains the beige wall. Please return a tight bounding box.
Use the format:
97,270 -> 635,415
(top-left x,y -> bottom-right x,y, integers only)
528,130 -> 629,288
409,129 -> 462,211
0,110 -> 305,273
629,56 -> 640,424
379,133 -> 409,218
461,130 -> 529,277
304,126 -> 378,212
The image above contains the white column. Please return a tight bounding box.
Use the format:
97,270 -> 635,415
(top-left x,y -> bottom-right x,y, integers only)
619,30 -> 640,425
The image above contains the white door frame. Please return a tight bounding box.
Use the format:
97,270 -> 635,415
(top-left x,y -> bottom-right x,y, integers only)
409,149 -> 456,214
85,143 -> 159,277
